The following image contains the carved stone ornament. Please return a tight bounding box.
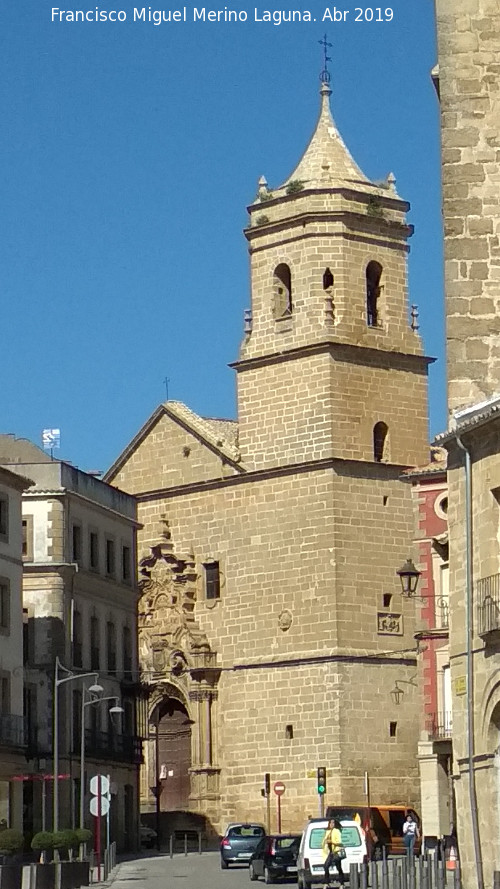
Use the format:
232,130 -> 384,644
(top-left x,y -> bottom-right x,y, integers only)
138,517 -> 218,685
278,610 -> 293,632
377,612 -> 403,636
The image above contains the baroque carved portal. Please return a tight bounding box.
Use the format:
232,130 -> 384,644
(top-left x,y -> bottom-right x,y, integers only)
138,518 -> 220,817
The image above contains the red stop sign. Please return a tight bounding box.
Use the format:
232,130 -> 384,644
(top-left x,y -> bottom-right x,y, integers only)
274,781 -> 286,796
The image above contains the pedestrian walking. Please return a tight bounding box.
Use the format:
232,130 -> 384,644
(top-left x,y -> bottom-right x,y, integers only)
322,818 -> 346,887
402,814 -> 419,856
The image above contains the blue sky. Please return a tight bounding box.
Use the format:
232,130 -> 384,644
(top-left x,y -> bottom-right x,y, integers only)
2,0 -> 443,472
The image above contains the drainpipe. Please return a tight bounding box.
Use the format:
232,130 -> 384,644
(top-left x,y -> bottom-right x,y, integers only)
455,434 -> 484,889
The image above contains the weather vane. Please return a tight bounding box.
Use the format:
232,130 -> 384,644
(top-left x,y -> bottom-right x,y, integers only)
318,34 -> 332,84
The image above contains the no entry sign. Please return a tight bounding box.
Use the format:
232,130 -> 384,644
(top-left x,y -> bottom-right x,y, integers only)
274,781 -> 286,796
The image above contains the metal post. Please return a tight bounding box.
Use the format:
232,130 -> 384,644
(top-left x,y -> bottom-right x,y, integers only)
41,779 -> 46,833
266,792 -> 271,834
184,833 -> 187,857
198,830 -> 202,855
277,796 -> 281,833
53,662 -> 59,833
169,834 -> 173,858
95,774 -> 102,881
80,689 -> 86,830
155,717 -> 161,851
369,859 -> 378,889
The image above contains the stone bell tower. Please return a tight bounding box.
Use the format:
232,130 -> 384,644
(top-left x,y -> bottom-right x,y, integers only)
234,79 -> 431,471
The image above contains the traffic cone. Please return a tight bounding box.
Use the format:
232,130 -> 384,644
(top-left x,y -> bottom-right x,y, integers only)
446,845 -> 457,870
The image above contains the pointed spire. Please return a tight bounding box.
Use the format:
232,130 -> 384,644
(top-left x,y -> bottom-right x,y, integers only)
282,80 -> 370,189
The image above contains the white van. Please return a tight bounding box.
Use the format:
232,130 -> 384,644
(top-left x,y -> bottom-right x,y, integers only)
297,819 -> 367,888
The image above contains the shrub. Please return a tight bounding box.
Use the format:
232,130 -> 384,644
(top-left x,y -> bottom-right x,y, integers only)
286,179 -> 304,195
0,829 -> 24,856
255,215 -> 270,226
74,828 -> 92,846
53,830 -> 79,859
31,831 -> 54,863
259,191 -> 274,202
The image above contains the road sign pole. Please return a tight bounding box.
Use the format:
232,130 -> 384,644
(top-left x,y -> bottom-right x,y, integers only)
266,791 -> 271,835
277,795 -> 282,833
96,775 -> 101,881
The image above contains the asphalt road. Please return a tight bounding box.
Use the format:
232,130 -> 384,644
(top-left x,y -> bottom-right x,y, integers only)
106,850 -> 283,889
104,849 -> 456,889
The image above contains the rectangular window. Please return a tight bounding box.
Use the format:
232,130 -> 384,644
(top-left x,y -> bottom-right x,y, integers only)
73,609 -> 83,668
72,525 -> 82,562
123,626 -> 132,680
0,581 -> 9,632
122,546 -> 131,583
72,689 -> 82,752
0,498 -> 8,541
90,616 -> 100,671
0,675 -> 10,714
107,621 -> 116,674
22,515 -> 34,561
89,532 -> 99,570
204,561 -> 220,600
106,538 -> 115,576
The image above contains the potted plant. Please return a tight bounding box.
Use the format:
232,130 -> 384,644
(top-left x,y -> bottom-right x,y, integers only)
31,832 -> 54,864
30,833 -> 56,889
0,829 -> 24,889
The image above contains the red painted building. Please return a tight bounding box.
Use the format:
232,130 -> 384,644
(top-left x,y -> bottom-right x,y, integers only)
405,448 -> 452,838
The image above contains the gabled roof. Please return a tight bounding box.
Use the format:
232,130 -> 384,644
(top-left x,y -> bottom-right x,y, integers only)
104,401 -> 242,483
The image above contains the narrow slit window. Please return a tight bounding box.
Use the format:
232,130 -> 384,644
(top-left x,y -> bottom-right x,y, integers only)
389,722 -> 397,737
366,260 -> 383,327
204,561 -> 221,600
273,264 -> 292,319
323,268 -> 334,290
373,422 -> 388,462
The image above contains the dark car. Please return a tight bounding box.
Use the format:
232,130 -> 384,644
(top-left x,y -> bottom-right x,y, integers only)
249,834 -> 301,883
221,823 -> 267,868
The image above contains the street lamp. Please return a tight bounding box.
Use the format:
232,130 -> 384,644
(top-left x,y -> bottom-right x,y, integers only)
79,691 -> 124,830
396,558 -> 422,597
53,657 -> 103,834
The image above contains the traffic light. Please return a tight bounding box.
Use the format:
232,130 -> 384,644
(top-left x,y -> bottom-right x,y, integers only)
317,766 -> 326,795
264,773 -> 271,796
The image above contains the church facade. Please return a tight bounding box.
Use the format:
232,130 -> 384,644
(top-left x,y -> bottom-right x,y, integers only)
105,79 -> 431,834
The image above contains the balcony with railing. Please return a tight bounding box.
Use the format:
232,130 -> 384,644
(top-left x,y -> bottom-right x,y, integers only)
477,573 -> 500,636
424,711 -> 453,741
0,713 -> 26,748
81,729 -> 143,764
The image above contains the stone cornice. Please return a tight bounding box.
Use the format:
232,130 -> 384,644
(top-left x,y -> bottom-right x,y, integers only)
230,340 -> 434,374
135,454 -> 419,503
245,210 -> 412,251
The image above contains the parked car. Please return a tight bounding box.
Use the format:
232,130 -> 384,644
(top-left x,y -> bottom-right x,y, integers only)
325,805 -> 421,858
140,823 -> 158,849
249,834 -> 301,883
297,819 -> 367,888
220,823 -> 267,868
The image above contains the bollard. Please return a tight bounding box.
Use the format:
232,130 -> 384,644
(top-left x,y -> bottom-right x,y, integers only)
370,859 -> 379,889
454,860 -> 461,889
169,834 -> 173,859
349,863 -> 359,889
184,833 -> 188,857
408,855 -> 416,889
360,861 -> 368,889
381,847 -> 389,889
422,859 -> 430,889
437,860 -> 446,889
493,871 -> 500,889
401,851 -> 408,889
198,830 -> 202,855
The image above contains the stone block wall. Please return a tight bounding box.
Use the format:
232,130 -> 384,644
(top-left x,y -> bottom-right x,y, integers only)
436,0 -> 500,412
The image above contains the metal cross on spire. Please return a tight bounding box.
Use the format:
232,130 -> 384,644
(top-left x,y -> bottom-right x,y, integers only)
318,33 -> 332,84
